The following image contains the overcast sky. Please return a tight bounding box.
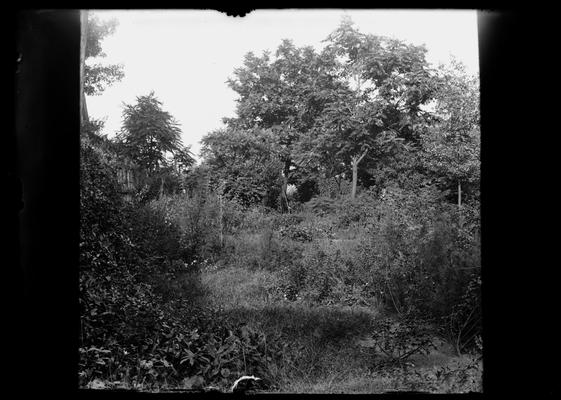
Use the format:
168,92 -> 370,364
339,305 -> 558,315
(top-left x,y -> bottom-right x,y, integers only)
86,9 -> 479,161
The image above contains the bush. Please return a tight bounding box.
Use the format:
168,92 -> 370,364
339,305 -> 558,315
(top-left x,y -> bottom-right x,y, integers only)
80,140 -> 129,273
334,193 -> 378,228
316,175 -> 352,199
240,206 -> 276,231
271,239 -> 306,271
305,192 -> 378,228
441,273 -> 481,355
80,293 -> 286,390
271,184 -> 481,355
389,355 -> 483,393
305,196 -> 338,216
125,204 -> 187,263
152,193 -> 222,260
272,213 -> 306,228
275,210 -> 335,242
277,245 -> 367,306
369,315 -> 435,367
278,225 -> 314,242
80,137 -> 227,389
352,185 -> 481,352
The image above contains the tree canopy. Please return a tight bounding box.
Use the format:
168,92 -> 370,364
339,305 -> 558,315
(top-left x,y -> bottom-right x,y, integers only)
420,59 -> 480,205
117,92 -> 193,173
224,39 -> 351,207
200,127 -> 283,207
206,16 -> 448,205
115,92 -> 195,200
84,13 -> 125,96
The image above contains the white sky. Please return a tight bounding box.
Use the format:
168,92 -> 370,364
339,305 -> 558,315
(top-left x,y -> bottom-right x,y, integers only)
86,9 -> 479,161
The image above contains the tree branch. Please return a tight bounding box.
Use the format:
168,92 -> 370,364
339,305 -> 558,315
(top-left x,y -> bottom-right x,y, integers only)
357,148 -> 369,164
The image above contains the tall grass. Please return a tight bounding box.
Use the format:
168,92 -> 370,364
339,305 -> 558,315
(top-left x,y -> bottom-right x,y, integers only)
198,263 -> 481,393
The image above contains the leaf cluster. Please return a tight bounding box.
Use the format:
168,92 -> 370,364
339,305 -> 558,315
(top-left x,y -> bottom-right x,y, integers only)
84,13 -> 124,95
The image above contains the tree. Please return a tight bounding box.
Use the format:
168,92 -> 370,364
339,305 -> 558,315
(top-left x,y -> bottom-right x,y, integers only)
116,92 -> 195,200
309,17 -> 436,198
420,59 -> 480,212
225,40 -> 345,211
80,11 -> 125,125
200,127 -> 283,207
216,17 -> 443,205
84,13 -> 125,96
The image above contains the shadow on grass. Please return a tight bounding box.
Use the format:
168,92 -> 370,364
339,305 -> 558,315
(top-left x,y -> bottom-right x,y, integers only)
218,303 -> 379,390
224,303 -> 377,346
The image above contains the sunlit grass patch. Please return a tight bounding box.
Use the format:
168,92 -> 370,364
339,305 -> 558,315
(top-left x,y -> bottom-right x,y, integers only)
200,265 -> 282,308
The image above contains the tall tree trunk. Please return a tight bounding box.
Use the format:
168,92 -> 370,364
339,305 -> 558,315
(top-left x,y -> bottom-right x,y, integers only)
79,10 -> 88,125
350,149 -> 368,199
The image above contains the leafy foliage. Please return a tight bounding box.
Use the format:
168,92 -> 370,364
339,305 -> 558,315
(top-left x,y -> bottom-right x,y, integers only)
223,39 -> 349,209
80,136 -> 127,274
441,273 -> 481,355
80,131 -> 288,390
392,355 -> 482,393
369,316 -> 435,366
355,186 -> 480,318
420,58 -> 480,204
115,92 -> 195,202
200,128 -> 283,207
80,14 -> 481,393
278,225 -> 314,242
117,92 -> 191,173
303,16 -> 437,196
150,193 -> 221,260
84,13 -> 124,95
84,64 -> 125,96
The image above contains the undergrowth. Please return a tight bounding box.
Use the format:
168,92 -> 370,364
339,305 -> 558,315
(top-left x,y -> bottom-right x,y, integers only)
80,137 -> 481,392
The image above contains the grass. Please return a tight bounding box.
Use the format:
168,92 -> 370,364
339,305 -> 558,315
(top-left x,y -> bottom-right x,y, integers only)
200,264 -> 281,308
199,263 -> 482,393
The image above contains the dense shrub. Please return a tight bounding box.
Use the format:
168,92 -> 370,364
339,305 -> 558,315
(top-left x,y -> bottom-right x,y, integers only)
384,355 -> 483,393
352,185 -> 481,353
151,193 -> 222,260
272,213 -> 306,228
369,315 -> 436,367
276,183 -> 480,355
124,204 -> 187,263
80,140 -> 128,273
305,196 -> 338,216
278,245 -> 365,306
81,138 -> 279,389
80,293 -> 286,390
441,273 -> 481,355
335,193 -> 379,228
240,206 -> 277,231
316,175 -> 352,199
305,192 -> 378,228
278,225 -> 314,242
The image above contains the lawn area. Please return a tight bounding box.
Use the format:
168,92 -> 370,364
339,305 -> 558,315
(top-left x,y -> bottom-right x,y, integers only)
199,264 -> 482,393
